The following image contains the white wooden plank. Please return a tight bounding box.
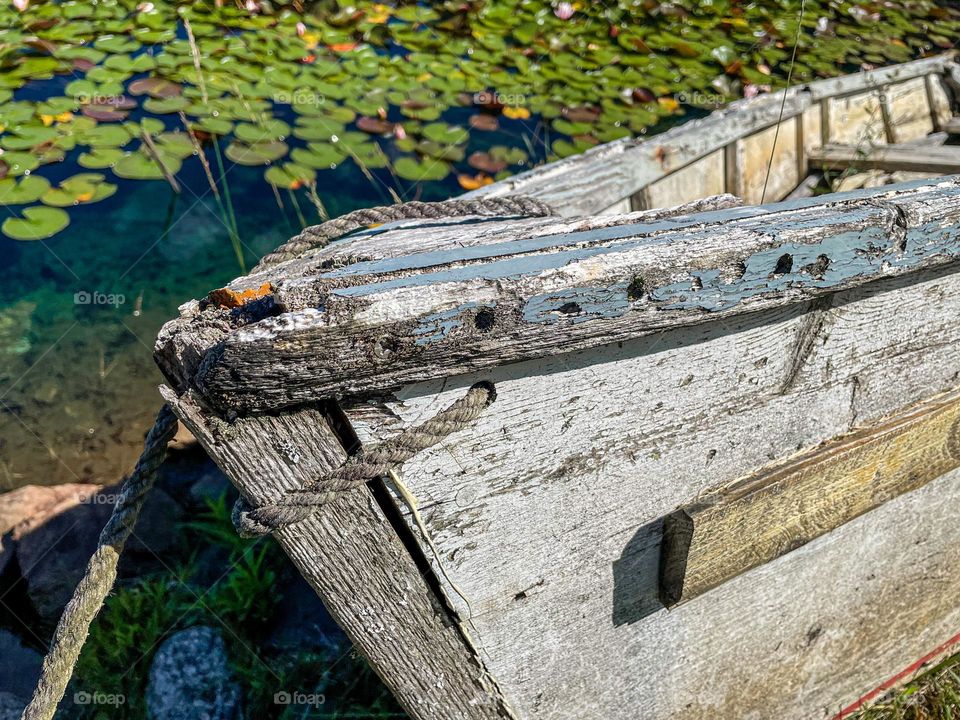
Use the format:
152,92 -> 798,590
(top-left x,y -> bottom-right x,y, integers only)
345,263 -> 960,719
811,142 -> 960,174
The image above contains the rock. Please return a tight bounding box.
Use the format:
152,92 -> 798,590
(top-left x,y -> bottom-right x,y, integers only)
0,630 -> 41,700
16,500 -> 110,623
262,573 -> 343,653
0,484 -> 102,540
15,485 -> 180,623
146,627 -> 241,720
0,692 -> 25,720
156,445 -> 233,511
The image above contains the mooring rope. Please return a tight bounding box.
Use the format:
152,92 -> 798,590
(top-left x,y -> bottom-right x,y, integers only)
22,194 -> 538,720
254,195 -> 554,271
22,405 -> 178,720
233,382 -> 495,537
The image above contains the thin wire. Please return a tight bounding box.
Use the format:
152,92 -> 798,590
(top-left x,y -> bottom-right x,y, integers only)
761,0 -> 807,204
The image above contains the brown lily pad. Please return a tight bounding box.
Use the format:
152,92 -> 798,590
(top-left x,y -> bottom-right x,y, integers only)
469,114 -> 499,131
128,77 -> 182,98
562,105 -> 601,123
81,105 -> 129,122
632,87 -> 656,103
467,151 -> 507,173
356,116 -> 395,135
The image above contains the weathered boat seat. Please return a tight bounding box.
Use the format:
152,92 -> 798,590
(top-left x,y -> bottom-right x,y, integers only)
156,173 -> 960,720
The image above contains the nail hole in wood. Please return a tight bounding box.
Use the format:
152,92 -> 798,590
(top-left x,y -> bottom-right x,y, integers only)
557,301 -> 581,315
474,308 -> 495,331
773,253 -> 793,275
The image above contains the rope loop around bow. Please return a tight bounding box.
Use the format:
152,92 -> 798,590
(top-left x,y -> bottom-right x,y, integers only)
232,382 -> 496,538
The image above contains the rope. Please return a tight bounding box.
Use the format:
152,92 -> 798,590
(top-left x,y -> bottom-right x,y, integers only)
233,382 -> 495,538
253,195 -> 554,271
22,405 -> 178,720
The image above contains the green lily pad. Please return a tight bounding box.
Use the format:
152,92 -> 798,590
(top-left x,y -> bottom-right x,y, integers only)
93,35 -> 141,54
113,150 -> 183,180
290,143 -> 348,169
0,176 -> 52,205
394,156 -> 450,181
2,206 -> 70,241
143,96 -> 190,114
264,163 -> 316,189
1,152 -> 41,176
77,124 -> 132,148
42,173 -> 117,206
421,123 -> 468,145
192,117 -> 234,136
224,140 -> 289,166
1,126 -> 60,151
78,147 -> 125,169
234,119 -> 291,143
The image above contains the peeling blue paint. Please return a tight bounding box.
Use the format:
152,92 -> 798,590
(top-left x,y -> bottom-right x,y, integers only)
412,302 -> 487,345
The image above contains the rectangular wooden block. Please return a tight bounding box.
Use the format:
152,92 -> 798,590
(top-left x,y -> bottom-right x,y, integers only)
660,386 -> 960,606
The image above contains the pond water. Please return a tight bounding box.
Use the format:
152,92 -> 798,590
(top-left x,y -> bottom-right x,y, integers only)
1,0 -> 958,490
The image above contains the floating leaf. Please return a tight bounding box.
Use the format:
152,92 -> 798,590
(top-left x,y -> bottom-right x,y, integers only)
41,173 -> 117,206
469,114 -> 499,131
458,172 -> 494,190
0,176 -> 52,205
0,126 -> 60,150
421,123 -> 468,145
467,152 -> 508,174
264,162 -> 316,189
290,144 -> 347,168
113,150 -> 183,180
77,124 -> 132,147
234,120 -> 291,143
2,206 -> 70,241
394,156 -> 449,181
128,77 -> 183,99
356,116 -> 395,135
1,152 -> 40,176
224,140 -> 289,166
78,147 -> 125,169
192,117 -> 234,136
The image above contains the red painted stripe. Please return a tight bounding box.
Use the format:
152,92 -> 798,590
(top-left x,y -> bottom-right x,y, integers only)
835,630 -> 960,719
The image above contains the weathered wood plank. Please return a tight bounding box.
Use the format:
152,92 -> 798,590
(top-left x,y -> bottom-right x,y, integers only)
344,260 -> 960,719
660,386 -> 960,606
944,116 -> 960,135
159,388 -> 515,720
461,55 -> 953,215
810,142 -> 960,174
188,178 -> 960,412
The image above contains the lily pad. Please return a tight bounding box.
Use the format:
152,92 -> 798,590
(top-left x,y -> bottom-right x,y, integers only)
78,147 -> 125,169
2,206 -> 70,241
234,120 -> 291,143
290,143 -> 348,168
394,156 -> 450,181
0,176 -> 52,205
113,150 -> 183,180
42,173 -> 117,206
1,152 -> 41,176
264,163 -> 316,189
224,141 -> 289,166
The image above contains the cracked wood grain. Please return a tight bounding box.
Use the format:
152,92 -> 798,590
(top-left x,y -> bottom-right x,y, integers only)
159,388 -> 515,720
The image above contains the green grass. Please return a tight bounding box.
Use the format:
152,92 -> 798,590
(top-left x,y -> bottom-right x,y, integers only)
853,653 -> 960,720
69,493 -> 403,719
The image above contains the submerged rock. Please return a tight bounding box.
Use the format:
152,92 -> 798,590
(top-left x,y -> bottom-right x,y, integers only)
0,301 -> 35,357
146,626 -> 241,720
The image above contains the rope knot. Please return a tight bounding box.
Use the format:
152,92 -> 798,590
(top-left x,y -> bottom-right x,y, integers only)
233,382 -> 495,538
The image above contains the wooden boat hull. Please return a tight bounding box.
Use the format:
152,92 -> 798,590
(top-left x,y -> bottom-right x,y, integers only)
155,55 -> 960,720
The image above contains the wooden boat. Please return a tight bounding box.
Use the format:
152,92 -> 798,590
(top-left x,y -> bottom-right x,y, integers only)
155,53 -> 960,720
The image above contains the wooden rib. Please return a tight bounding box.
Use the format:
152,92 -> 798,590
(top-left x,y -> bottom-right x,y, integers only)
809,142 -> 960,174
161,387 -> 515,720
660,386 -> 960,606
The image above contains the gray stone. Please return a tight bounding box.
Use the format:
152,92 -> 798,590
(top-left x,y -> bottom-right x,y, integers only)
262,573 -> 343,653
146,626 -> 241,720
0,630 -> 41,700
0,692 -> 25,720
16,487 -> 181,623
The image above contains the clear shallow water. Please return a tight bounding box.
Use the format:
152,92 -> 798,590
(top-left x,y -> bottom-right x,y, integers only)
0,149 -> 457,490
